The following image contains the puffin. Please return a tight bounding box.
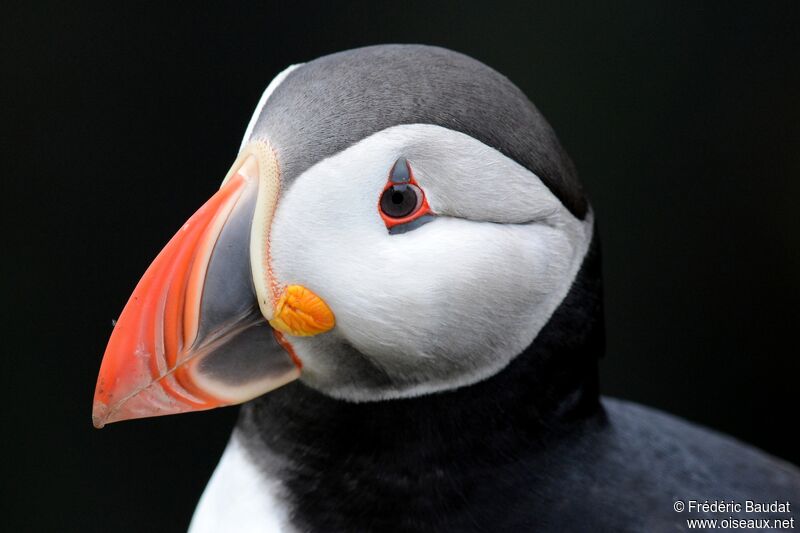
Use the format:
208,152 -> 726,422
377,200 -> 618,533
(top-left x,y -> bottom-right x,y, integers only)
92,45 -> 800,532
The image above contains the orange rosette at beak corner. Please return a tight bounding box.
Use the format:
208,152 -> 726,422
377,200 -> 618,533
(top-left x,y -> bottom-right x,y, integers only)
270,285 -> 336,337
92,142 -> 302,428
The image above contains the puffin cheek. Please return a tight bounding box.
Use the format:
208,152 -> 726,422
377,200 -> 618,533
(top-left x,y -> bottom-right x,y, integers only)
405,224 -> 551,351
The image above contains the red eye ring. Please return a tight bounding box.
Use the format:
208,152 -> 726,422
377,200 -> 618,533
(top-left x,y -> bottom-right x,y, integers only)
378,159 -> 433,231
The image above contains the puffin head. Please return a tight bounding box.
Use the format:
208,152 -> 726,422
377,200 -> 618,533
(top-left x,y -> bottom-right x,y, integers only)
92,44 -> 593,427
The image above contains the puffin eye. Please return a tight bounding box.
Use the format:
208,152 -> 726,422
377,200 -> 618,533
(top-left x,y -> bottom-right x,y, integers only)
380,184 -> 423,219
378,158 -> 435,234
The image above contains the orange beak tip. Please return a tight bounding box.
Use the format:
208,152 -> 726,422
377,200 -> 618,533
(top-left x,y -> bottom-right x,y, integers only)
91,406 -> 108,429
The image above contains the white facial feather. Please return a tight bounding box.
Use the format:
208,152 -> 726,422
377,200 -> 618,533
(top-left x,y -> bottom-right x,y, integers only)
268,124 -> 593,401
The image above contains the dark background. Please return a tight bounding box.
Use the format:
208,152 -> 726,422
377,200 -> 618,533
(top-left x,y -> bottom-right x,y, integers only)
3,2 -> 798,531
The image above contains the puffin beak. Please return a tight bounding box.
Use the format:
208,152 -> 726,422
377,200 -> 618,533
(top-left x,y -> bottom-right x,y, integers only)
92,142 -> 334,428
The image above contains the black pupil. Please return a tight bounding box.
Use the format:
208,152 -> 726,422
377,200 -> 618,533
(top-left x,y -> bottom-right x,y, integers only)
380,185 -> 418,218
